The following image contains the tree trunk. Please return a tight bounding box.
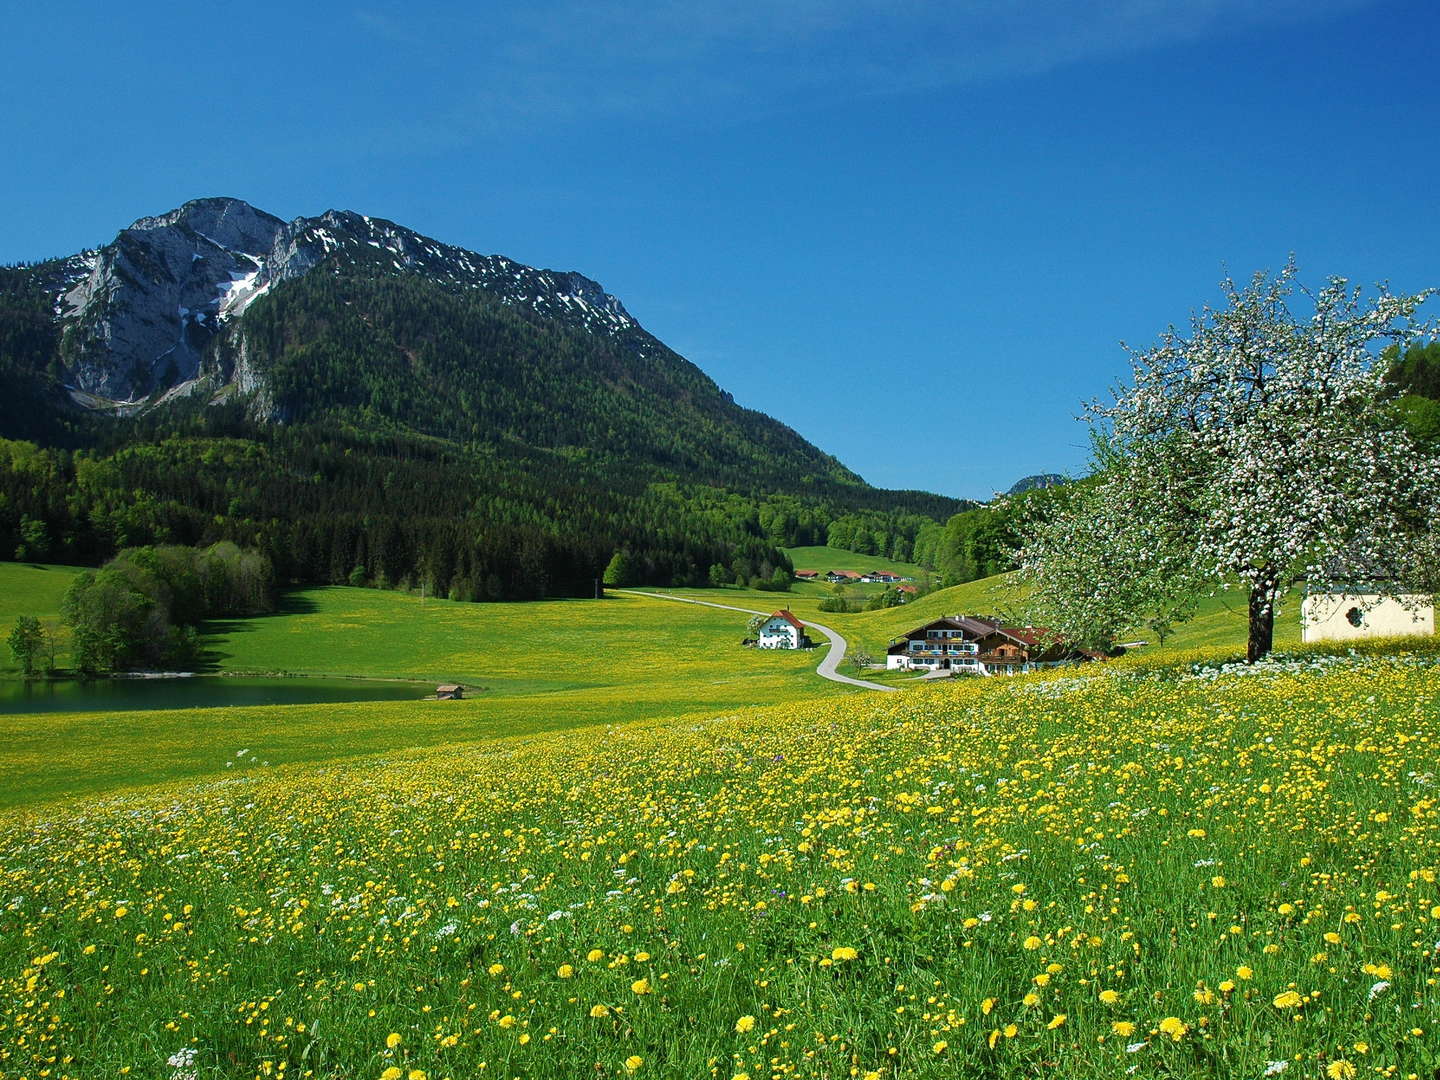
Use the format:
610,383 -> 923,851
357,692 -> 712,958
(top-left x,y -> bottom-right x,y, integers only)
1247,581 -> 1276,663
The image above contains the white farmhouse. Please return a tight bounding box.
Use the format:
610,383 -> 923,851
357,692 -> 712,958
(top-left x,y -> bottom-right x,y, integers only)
756,610 -> 810,649
1301,591 -> 1434,643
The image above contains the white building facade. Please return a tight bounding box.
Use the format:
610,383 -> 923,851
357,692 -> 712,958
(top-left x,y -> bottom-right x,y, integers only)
1301,592 -> 1435,643
757,611 -> 808,649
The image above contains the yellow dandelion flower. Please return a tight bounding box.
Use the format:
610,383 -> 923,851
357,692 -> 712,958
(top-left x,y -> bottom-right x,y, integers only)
407,1071 -> 426,1080
831,946 -> 858,961
590,1004 -> 611,1018
1112,1021 -> 1136,1037
381,1069 -> 402,1080
624,1055 -> 643,1072
1047,1014 -> 1067,1030
981,997 -> 996,1015
1003,1024 -> 1017,1038
487,962 -> 504,976
587,949 -> 605,962
987,1029 -> 1000,1049
630,978 -> 651,995
114,906 -> 128,918
1219,980 -> 1236,993
1324,932 -> 1341,945
1236,966 -> 1253,980
1272,991 -> 1303,1009
932,1040 -> 948,1054
385,1033 -> 403,1050
1210,875 -> 1225,889
1023,935 -> 1043,950
557,964 -> 574,978
1022,991 -> 1041,1007
497,1015 -> 516,1029
634,951 -> 650,962
1326,1062 -> 1355,1080
735,1015 -> 756,1033
1098,989 -> 1119,1005
1158,1016 -> 1188,1041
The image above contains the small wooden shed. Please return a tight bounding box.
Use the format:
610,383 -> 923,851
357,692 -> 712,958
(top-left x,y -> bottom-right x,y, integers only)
435,684 -> 464,700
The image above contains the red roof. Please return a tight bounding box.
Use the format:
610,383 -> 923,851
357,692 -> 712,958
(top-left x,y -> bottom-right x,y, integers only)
771,610 -> 806,631
897,584 -> 918,593
998,626 -> 1048,646
795,569 -> 819,577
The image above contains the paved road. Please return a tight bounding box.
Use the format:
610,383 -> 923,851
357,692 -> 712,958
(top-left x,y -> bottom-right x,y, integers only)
619,591 -> 898,693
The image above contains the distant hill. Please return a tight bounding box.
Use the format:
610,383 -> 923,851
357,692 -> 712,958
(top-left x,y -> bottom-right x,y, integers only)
1005,473 -> 1066,495
0,198 -> 964,597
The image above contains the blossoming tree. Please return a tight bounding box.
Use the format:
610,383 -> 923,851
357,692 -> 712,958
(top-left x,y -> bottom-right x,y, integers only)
1021,261 -> 1439,661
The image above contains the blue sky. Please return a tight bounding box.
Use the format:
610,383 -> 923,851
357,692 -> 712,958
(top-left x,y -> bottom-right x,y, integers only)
4,0 -> 1438,499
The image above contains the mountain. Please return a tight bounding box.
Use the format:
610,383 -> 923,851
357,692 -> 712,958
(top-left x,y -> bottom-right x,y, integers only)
4,196 -> 863,492
1005,473 -> 1066,496
0,197 -> 964,598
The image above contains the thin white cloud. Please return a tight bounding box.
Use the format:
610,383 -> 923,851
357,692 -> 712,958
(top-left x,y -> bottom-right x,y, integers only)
354,0 -> 1377,130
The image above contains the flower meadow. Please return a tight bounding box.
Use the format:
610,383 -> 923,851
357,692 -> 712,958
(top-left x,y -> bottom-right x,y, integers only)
2,656 -> 1439,1079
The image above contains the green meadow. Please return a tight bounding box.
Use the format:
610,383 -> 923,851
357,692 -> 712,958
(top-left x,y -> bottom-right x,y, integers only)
0,568 -> 847,807
3,642 -> 1437,1080
0,561 -> 81,675
780,544 -> 930,582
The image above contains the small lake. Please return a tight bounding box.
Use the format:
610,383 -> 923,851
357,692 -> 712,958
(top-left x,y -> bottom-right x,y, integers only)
0,676 -> 432,715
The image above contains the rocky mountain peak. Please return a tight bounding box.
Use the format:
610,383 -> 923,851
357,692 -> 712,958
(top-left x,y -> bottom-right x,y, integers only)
127,197 -> 287,256
29,197 -> 646,412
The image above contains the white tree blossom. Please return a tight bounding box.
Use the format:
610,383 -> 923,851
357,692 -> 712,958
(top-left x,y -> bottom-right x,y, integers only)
1021,261 -> 1440,661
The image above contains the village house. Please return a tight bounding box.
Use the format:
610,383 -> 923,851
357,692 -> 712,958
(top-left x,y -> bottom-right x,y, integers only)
860,570 -> 903,584
885,616 -> 1096,675
1301,591 -> 1435,643
756,610 -> 811,650
1299,556 -> 1436,644
824,570 -> 861,584
794,569 -> 820,580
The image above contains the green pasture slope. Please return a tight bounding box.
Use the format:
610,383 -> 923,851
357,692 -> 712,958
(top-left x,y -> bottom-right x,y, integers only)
1,578 -> 847,807
661,569 -> 1304,666
4,639 -> 1439,1079
0,561 -> 82,674
0,559 -> 1321,810
781,544 -> 930,581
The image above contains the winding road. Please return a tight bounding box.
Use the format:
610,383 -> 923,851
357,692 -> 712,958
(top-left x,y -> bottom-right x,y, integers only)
618,591 -> 898,693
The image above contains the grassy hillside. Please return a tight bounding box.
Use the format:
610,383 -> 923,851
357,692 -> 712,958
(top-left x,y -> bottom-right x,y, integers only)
776,572 -> 1304,662
3,650 -> 1436,1078
0,562 -> 82,675
781,544 -> 930,581
0,561 -> 81,623
2,584 -> 850,806
204,585 -> 830,689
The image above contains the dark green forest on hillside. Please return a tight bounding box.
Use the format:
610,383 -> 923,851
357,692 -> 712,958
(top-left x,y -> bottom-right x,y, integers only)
0,426 -> 958,600
1,258 -> 964,599
230,271 -> 869,492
